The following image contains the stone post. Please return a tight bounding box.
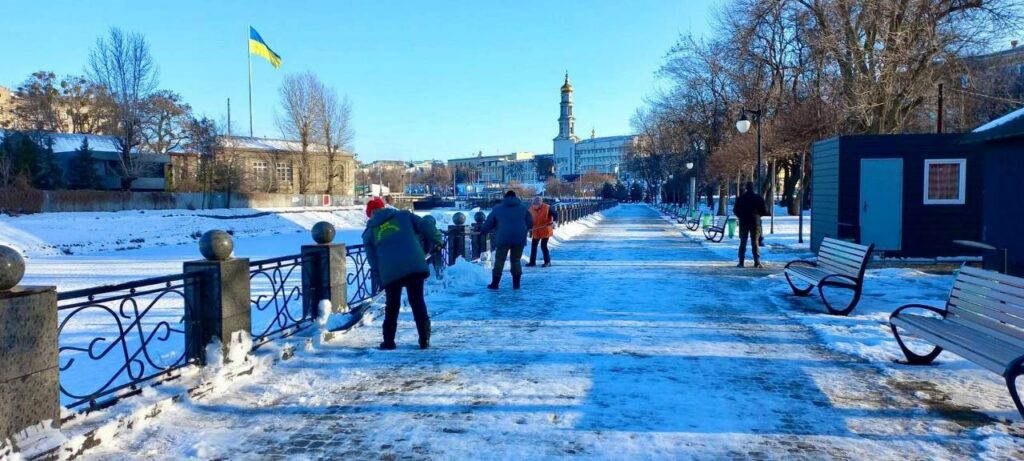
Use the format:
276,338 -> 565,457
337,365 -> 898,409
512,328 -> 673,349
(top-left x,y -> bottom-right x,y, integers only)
301,221 -> 348,317
0,246 -> 59,441
448,212 -> 467,266
470,211 -> 486,260
183,231 -> 251,364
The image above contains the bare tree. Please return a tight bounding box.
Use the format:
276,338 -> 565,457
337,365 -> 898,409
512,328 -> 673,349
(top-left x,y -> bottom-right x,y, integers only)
277,72 -> 321,194
87,27 -> 159,190
141,90 -> 191,154
314,84 -> 354,195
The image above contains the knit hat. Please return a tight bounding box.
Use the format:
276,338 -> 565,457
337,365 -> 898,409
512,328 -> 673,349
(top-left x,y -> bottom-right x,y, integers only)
365,197 -> 386,217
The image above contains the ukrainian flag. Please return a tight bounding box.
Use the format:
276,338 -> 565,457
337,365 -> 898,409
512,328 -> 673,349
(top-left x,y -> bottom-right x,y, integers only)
249,26 -> 281,68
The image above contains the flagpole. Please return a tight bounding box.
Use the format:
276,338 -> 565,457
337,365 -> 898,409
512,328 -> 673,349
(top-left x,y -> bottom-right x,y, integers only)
247,25 -> 254,137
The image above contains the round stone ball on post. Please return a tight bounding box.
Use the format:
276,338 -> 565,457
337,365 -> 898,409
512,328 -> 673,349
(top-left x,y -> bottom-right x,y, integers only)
474,211 -> 486,224
199,230 -> 234,261
0,245 -> 25,291
311,221 -> 336,244
452,212 -> 467,226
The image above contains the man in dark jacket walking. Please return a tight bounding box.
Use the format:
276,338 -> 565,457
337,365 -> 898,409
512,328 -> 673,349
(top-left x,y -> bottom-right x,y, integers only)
481,190 -> 533,290
363,198 -> 434,350
733,182 -> 770,268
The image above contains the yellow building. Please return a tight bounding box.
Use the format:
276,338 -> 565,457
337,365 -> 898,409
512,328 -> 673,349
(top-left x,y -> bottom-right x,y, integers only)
170,136 -> 356,196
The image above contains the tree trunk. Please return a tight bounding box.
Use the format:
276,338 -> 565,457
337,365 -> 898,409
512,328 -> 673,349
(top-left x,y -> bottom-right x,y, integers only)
717,182 -> 727,216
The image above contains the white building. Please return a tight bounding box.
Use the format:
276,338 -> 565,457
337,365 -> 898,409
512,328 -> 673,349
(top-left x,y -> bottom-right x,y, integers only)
551,74 -> 636,179
448,151 -> 537,183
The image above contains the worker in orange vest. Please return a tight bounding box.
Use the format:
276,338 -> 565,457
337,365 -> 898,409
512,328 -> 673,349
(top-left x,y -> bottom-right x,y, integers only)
527,196 -> 558,267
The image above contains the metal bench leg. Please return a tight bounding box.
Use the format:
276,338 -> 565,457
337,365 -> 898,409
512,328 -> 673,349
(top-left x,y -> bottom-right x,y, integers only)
784,272 -> 813,296
1006,360 -> 1024,419
819,282 -> 861,316
889,323 -> 943,365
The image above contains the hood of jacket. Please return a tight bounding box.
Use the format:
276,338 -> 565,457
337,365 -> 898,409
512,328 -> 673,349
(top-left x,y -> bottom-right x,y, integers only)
367,207 -> 399,227
501,196 -> 522,208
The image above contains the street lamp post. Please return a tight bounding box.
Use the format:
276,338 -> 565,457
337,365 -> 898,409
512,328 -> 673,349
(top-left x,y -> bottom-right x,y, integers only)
736,105 -> 763,194
737,105 -> 766,246
686,162 -> 695,212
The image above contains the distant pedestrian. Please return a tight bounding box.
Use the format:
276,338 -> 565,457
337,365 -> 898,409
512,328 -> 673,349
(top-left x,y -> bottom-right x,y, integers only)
362,197 -> 434,350
733,182 -> 769,268
526,197 -> 558,267
481,190 -> 533,290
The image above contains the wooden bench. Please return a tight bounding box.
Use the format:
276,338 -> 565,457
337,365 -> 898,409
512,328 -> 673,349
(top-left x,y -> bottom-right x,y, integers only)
674,206 -> 691,224
889,266 -> 1024,418
888,262 -> 1024,417
702,215 -> 728,243
783,237 -> 874,315
684,209 -> 703,231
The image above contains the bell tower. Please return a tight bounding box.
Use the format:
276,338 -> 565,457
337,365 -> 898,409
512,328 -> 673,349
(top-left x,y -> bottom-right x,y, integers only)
553,72 -> 579,177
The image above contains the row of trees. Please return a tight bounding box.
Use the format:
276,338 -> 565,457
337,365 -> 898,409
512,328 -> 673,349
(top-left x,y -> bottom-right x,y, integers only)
2,28 -> 356,197
624,0 -> 1024,215
1,28 -> 199,190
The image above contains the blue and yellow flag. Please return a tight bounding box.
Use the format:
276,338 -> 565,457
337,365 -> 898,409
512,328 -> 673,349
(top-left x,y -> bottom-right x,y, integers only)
249,26 -> 281,68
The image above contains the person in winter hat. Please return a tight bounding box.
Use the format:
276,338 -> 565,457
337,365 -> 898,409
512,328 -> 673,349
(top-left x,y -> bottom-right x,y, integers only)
526,196 -> 558,267
365,196 -> 387,218
480,190 -> 533,289
362,200 -> 434,350
732,182 -> 770,268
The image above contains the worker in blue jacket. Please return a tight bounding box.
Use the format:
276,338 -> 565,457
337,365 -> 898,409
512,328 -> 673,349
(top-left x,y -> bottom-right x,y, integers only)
362,197 -> 433,350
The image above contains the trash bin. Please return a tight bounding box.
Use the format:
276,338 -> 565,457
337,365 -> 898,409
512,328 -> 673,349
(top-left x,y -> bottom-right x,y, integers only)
727,218 -> 736,239
702,214 -> 711,230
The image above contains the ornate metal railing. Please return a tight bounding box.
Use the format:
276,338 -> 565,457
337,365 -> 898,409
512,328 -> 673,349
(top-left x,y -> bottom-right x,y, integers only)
56,273 -> 202,412
249,254 -> 307,344
346,244 -> 378,306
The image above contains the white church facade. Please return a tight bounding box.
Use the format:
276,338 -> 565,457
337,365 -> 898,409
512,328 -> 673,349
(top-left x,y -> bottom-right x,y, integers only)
552,74 -> 636,179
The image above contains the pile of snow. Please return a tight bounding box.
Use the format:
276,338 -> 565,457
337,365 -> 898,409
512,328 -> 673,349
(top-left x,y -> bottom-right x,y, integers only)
440,257 -> 491,289
0,206 -> 368,258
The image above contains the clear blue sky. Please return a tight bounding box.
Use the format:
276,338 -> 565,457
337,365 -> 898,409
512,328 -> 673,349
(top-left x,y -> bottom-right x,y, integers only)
2,0 -> 718,162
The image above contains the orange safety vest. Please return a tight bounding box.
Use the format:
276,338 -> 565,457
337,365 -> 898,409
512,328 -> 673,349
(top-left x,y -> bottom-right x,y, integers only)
530,203 -> 554,238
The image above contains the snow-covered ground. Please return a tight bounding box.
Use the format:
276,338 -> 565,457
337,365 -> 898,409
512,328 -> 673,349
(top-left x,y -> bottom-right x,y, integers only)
661,206 -> 1024,428
64,205 -> 1023,460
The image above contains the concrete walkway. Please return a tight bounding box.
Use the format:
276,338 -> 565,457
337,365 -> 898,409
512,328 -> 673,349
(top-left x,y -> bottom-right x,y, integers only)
87,205 -> 1010,460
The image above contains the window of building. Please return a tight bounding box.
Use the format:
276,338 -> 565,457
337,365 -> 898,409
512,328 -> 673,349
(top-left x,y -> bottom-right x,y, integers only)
276,162 -> 293,183
253,161 -> 268,181
923,159 -> 966,205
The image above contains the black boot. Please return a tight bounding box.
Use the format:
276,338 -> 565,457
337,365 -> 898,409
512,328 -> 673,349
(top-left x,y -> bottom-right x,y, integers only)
753,260 -> 763,269
417,321 -> 431,350
736,260 -> 745,268
487,274 -> 501,290
379,341 -> 396,350
512,273 -> 521,290
525,262 -> 537,267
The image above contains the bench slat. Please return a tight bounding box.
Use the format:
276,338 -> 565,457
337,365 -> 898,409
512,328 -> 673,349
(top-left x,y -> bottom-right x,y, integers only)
946,309 -> 1024,349
819,242 -> 870,259
817,249 -> 870,269
817,254 -> 864,272
817,259 -> 863,278
958,270 -> 1024,300
953,279 -> 1024,314
821,237 -> 871,254
949,289 -> 1024,330
962,265 -> 1024,289
892,315 -> 1020,373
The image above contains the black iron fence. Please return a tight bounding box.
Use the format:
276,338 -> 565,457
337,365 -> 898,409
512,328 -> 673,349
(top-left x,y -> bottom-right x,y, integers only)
56,272 -> 204,412
249,254 -> 306,345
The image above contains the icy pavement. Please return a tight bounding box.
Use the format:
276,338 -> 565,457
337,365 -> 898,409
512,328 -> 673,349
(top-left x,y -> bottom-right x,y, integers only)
83,205 -> 1023,460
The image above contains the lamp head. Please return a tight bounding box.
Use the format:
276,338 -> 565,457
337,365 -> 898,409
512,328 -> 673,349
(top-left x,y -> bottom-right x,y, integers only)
685,162 -> 694,170
736,116 -> 752,134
